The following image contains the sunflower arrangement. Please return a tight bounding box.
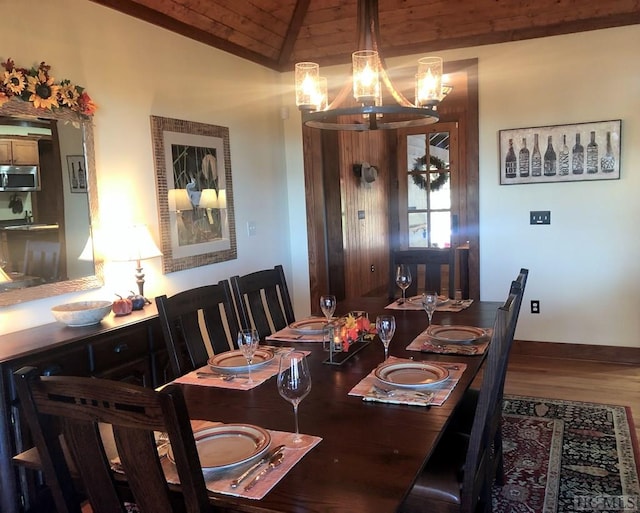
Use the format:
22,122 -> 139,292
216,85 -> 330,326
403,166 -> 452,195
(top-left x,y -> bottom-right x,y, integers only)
0,58 -> 96,116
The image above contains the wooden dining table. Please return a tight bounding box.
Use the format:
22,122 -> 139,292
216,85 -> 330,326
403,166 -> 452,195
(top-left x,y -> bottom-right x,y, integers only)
178,296 -> 501,513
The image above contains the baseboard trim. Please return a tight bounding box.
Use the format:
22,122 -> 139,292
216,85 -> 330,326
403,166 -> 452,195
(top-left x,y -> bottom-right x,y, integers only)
512,339 -> 640,365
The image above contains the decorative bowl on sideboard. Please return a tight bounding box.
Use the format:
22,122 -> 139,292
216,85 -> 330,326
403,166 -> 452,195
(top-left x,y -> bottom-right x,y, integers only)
51,300 -> 113,327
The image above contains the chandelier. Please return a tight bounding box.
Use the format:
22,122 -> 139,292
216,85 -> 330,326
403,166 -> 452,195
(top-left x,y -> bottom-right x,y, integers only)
294,0 -> 450,131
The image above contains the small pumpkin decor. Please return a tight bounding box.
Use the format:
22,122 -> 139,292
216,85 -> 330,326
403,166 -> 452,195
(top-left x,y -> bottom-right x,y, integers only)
112,294 -> 133,317
128,291 -> 146,311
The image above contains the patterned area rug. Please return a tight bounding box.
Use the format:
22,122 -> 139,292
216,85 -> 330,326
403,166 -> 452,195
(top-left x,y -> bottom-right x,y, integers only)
494,396 -> 640,512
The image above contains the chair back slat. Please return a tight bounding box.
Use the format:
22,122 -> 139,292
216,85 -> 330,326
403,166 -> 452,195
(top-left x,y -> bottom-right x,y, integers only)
156,281 -> 238,377
390,248 -> 457,299
230,265 -> 295,339
14,368 -> 212,513
23,240 -> 61,282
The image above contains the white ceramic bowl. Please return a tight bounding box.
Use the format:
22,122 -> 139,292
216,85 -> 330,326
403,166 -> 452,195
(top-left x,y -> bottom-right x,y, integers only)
51,300 -> 113,327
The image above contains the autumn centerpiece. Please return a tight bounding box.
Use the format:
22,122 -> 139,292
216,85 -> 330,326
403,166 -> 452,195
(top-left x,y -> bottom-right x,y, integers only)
336,313 -> 377,352
0,58 -> 96,116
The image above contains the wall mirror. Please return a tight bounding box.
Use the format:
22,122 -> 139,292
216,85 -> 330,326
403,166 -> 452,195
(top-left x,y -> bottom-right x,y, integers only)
0,99 -> 102,306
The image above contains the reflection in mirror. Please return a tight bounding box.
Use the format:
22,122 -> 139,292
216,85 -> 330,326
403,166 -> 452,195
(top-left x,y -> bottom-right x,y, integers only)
0,99 -> 102,306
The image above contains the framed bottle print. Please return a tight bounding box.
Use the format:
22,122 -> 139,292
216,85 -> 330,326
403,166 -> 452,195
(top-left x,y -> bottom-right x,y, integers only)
499,120 -> 621,185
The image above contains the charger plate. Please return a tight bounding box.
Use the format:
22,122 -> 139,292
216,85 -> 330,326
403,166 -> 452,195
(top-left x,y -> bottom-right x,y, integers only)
167,424 -> 271,470
208,348 -> 274,372
374,361 -> 449,388
289,317 -> 328,335
426,325 -> 488,344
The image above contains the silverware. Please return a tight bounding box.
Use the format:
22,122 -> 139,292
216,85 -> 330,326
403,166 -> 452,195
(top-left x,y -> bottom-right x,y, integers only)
243,448 -> 286,491
230,444 -> 285,489
195,371 -> 239,381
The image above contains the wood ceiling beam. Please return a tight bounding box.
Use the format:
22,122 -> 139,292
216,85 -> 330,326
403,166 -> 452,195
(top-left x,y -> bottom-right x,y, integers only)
277,0 -> 311,72
88,0 -> 281,70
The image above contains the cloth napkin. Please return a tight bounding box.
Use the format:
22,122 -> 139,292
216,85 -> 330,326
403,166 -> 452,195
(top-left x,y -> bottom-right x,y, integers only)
405,327 -> 492,355
385,298 -> 474,312
348,357 -> 467,407
172,348 -> 307,390
111,420 -> 322,500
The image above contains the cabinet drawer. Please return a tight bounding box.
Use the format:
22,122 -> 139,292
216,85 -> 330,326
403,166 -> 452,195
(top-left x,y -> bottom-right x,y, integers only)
88,326 -> 150,375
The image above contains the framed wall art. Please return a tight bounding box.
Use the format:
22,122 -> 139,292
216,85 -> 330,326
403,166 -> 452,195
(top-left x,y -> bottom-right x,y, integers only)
499,119 -> 621,185
66,154 -> 87,193
150,115 -> 236,273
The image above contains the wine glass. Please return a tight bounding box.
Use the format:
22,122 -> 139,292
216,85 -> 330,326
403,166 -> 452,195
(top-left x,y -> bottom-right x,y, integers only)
395,264 -> 412,303
375,315 -> 396,361
320,295 -> 336,322
277,351 -> 312,443
422,291 -> 438,326
237,329 -> 260,384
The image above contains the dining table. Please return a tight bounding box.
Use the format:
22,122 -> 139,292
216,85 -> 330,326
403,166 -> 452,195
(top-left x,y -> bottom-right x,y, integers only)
177,296 -> 501,513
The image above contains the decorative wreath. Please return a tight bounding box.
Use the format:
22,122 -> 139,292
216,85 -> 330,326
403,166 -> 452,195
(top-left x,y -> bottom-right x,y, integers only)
411,154 -> 449,191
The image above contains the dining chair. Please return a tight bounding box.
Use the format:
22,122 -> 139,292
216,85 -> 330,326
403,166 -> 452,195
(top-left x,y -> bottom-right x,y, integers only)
400,288 -> 519,513
22,240 -> 61,283
389,248 -> 457,299
229,265 -> 295,339
13,366 -> 213,513
156,280 -> 239,378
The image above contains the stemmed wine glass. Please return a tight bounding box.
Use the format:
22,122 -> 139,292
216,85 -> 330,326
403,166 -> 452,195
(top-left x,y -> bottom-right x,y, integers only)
395,264 -> 412,304
320,295 -> 336,322
237,329 -> 260,384
422,291 -> 438,326
277,351 -> 312,444
375,315 -> 396,361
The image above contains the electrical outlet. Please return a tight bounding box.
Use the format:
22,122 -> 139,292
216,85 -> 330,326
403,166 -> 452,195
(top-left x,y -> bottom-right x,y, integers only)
530,211 -> 551,225
530,300 -> 540,314
247,221 -> 257,237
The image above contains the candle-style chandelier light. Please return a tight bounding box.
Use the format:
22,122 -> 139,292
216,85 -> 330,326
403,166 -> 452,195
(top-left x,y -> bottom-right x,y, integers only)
294,0 -> 450,131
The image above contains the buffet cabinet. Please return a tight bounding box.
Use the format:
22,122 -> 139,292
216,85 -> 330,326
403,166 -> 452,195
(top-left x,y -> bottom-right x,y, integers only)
0,305 -> 172,513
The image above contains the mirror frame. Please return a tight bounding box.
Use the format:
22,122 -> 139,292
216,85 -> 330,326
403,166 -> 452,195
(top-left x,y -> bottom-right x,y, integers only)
0,98 -> 103,306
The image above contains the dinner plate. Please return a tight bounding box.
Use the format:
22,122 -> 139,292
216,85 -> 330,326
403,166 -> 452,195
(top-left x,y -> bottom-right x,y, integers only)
374,361 -> 449,388
407,295 -> 450,306
426,325 -> 488,344
167,424 -> 271,470
207,348 -> 274,372
288,317 -> 328,334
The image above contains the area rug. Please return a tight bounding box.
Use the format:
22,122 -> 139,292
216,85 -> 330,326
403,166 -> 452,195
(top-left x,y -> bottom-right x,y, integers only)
494,396 -> 640,513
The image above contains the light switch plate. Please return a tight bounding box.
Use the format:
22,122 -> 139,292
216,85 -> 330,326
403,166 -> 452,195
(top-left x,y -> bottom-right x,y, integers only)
247,221 -> 257,236
530,211 -> 551,225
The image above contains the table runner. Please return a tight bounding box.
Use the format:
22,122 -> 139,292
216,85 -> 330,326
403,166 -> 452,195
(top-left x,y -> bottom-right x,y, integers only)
385,298 -> 474,312
348,357 -> 467,407
406,326 -> 491,355
173,347 -> 308,390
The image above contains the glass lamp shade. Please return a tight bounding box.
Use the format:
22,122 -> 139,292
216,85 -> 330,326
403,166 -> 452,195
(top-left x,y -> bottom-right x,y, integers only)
416,57 -> 443,107
295,62 -> 320,110
168,188 -> 193,212
199,188 -> 226,209
313,77 -> 328,112
352,50 -> 379,104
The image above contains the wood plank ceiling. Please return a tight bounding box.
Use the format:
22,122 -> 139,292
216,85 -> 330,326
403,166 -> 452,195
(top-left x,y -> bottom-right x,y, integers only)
90,0 -> 640,72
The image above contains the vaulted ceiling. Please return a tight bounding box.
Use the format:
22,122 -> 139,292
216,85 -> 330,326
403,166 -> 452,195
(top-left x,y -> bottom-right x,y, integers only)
90,0 -> 640,72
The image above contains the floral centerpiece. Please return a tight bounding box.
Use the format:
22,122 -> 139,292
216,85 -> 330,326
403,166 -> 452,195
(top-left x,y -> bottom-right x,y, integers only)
0,58 -> 96,116
335,313 -> 377,352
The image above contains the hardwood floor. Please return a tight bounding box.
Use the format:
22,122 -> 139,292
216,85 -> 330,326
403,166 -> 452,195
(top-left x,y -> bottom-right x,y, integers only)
503,353 -> 640,447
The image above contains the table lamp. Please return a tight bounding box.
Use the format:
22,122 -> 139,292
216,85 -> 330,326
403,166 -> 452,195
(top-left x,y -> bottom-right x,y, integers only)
108,224 -> 162,303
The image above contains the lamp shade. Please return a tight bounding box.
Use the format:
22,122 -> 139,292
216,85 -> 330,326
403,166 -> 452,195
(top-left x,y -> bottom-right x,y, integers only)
107,225 -> 162,263
168,189 -> 193,212
199,189 -> 226,209
0,266 -> 11,283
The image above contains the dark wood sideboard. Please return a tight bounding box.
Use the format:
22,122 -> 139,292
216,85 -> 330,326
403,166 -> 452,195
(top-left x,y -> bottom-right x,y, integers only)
0,304 -> 168,513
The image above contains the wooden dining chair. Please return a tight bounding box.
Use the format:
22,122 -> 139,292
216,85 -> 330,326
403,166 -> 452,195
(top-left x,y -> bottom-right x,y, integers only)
389,248 -> 457,300
156,281 -> 239,378
13,366 -> 213,513
22,240 -> 61,283
229,265 -> 295,339
400,288 -> 520,513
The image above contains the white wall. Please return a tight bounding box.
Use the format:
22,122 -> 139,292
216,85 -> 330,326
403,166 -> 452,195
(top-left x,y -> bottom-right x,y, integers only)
282,25 -> 640,348
0,0 -> 295,333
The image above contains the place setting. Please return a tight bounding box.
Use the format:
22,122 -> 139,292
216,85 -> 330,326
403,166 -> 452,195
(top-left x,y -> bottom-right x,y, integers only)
347,316 -> 468,406
174,329 -> 309,390
266,294 -> 337,343
406,324 -> 492,355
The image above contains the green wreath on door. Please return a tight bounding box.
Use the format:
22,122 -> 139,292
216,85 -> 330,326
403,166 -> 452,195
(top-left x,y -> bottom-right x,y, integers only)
411,155 -> 449,191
